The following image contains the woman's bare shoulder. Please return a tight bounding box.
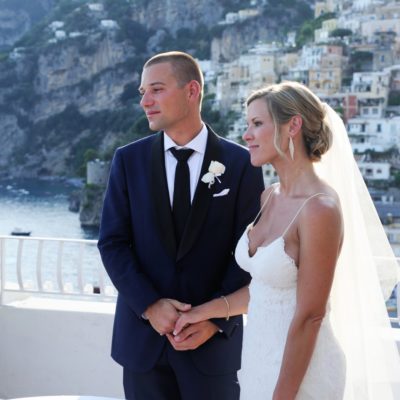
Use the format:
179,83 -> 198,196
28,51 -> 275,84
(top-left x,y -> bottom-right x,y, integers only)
300,184 -> 343,236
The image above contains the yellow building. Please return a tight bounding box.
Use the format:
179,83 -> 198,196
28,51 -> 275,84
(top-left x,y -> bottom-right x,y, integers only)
309,51 -> 345,95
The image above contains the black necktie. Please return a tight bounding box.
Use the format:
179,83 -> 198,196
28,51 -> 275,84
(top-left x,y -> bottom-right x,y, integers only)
170,147 -> 194,244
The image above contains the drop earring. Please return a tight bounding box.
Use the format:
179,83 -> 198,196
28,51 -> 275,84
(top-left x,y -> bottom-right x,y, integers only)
289,137 -> 295,160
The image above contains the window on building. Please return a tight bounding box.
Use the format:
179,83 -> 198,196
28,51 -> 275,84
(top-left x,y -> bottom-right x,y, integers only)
373,108 -> 378,114
363,108 -> 369,115
377,169 -> 382,174
377,123 -> 381,132
366,168 -> 373,176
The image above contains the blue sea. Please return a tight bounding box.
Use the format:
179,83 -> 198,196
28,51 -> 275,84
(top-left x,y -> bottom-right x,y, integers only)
0,178 -> 97,239
0,178 -> 397,319
0,178 -> 106,290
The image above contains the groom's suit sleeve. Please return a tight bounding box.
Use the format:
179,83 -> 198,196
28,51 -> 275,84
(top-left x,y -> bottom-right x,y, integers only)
211,158 -> 264,336
98,148 -> 160,317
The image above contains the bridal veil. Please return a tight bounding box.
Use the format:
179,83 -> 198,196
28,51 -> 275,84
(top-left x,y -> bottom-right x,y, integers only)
315,105 -> 400,399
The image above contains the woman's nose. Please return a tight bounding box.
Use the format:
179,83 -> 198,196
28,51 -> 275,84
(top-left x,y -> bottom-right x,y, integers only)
242,128 -> 252,142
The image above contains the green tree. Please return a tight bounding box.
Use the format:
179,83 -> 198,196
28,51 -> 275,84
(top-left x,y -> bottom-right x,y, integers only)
330,28 -> 352,38
388,91 -> 400,106
296,12 -> 336,48
349,51 -> 373,72
84,148 -> 99,163
393,172 -> 400,188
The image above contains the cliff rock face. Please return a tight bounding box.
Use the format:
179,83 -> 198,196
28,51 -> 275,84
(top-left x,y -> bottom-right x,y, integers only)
0,0 -> 311,179
0,32 -> 137,178
0,114 -> 25,175
0,0 -> 56,50
211,18 -> 275,63
132,0 -> 224,34
32,35 -> 135,122
0,9 -> 30,49
79,184 -> 104,227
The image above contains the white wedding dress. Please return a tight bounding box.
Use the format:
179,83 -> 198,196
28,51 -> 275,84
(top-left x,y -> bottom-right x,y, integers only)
235,192 -> 346,400
234,104 -> 400,399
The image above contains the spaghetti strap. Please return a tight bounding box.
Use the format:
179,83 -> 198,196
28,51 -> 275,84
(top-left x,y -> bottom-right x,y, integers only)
251,184 -> 278,226
281,193 -> 328,237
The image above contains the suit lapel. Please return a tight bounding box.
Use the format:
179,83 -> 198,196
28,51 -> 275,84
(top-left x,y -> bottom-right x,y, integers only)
177,127 -> 221,261
150,132 -> 177,259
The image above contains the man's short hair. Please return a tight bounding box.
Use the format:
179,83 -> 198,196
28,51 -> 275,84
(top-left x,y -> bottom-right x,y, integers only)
144,51 -> 204,103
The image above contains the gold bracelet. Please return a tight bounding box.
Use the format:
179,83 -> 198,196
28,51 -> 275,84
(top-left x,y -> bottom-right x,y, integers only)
221,295 -> 230,321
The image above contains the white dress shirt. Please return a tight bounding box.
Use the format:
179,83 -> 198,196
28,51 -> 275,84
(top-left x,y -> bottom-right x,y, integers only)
163,124 -> 208,206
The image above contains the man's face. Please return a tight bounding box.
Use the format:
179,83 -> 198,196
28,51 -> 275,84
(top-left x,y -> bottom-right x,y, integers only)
139,62 -> 191,132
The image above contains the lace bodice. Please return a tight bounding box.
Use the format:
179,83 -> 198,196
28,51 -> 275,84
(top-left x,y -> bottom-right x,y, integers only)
234,190 -> 346,400
236,226 -> 297,289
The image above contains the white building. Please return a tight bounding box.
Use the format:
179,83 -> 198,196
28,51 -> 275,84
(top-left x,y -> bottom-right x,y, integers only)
361,9 -> 400,41
336,9 -> 363,33
214,45 -> 279,113
9,47 -> 26,60
351,70 -> 391,101
49,21 -> 64,31
296,44 -> 325,70
55,30 -> 67,40
357,160 -> 391,180
353,0 -> 378,11
88,3 -> 104,12
100,20 -> 119,30
348,115 -> 400,152
87,159 -> 110,186
198,60 -> 216,84
220,8 -> 259,25
69,32 -> 83,38
315,18 -> 338,43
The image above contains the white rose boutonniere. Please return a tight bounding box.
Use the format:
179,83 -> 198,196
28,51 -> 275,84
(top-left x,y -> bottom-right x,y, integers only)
201,161 -> 226,188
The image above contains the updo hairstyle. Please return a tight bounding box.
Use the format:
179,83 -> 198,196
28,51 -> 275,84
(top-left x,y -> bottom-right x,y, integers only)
247,81 -> 332,161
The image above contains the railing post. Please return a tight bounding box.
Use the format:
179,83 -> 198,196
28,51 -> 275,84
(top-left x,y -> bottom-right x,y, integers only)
0,237 -> 4,306
36,240 -> 44,292
16,239 -> 24,290
0,234 -> 115,300
77,242 -> 85,294
56,240 -> 65,293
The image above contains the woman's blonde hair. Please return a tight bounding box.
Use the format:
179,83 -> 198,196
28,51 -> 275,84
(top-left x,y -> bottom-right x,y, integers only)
247,81 -> 332,161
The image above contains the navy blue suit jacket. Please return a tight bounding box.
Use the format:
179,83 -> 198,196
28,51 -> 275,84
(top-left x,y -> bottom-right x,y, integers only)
98,126 -> 264,375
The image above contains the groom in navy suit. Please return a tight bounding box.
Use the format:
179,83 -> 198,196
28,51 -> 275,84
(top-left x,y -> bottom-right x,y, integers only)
98,51 -> 264,399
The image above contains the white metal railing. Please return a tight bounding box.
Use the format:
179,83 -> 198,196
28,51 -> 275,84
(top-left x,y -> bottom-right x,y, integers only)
376,255 -> 400,327
0,236 -> 399,324
0,235 -> 117,305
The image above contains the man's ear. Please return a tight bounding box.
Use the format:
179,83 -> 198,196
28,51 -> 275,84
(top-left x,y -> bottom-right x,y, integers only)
187,80 -> 201,102
289,115 -> 303,137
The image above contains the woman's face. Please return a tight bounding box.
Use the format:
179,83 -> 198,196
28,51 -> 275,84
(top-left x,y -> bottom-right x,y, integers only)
243,98 -> 282,167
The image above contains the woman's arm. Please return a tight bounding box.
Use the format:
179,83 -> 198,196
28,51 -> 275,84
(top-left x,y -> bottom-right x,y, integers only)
173,286 -> 249,336
273,196 -> 343,400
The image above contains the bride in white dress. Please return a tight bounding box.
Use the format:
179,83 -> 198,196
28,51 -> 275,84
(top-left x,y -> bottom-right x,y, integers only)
173,82 -> 400,399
